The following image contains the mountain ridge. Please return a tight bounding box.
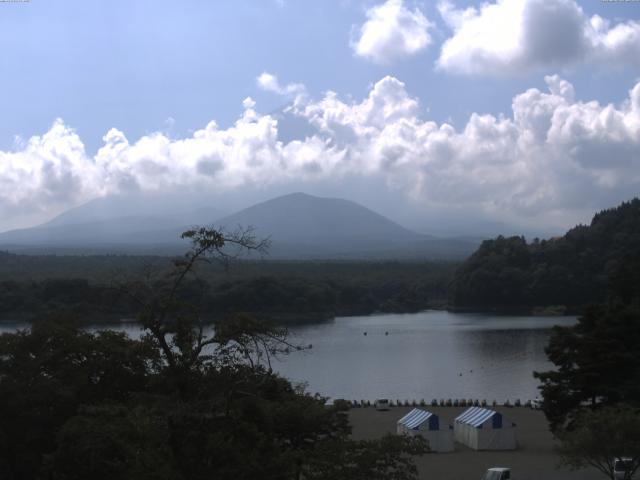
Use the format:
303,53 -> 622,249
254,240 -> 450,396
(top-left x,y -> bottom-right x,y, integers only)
0,192 -> 479,259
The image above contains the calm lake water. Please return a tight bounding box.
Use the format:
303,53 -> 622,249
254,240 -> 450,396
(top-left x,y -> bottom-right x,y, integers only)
276,311 -> 576,402
0,310 -> 576,402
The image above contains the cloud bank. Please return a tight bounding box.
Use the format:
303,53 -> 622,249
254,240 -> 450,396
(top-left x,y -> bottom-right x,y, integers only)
351,0 -> 434,64
437,0 -> 640,75
1,73 -> 639,232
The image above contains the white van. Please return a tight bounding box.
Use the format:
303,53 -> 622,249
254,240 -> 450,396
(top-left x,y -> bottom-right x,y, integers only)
530,398 -> 542,410
614,458 -> 635,480
481,467 -> 511,480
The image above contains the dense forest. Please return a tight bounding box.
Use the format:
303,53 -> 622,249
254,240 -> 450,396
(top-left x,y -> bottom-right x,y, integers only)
450,198 -> 640,312
0,255 -> 455,323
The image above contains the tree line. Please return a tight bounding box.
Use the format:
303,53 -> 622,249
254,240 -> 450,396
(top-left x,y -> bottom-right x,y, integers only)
0,261 -> 454,324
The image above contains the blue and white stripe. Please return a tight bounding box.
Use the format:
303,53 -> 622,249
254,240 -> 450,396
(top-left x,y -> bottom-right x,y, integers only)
397,408 -> 433,429
455,407 -> 496,427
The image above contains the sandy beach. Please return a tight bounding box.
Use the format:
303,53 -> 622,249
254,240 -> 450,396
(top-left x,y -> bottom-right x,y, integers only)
349,406 -> 603,480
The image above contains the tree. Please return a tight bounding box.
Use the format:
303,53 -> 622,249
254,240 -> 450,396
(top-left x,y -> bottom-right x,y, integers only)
533,253 -> 640,479
534,254 -> 640,432
557,405 -> 640,480
52,404 -> 180,480
0,226 -> 428,480
128,226 -> 271,371
0,316 -> 159,479
533,290 -> 640,432
122,225 -> 428,480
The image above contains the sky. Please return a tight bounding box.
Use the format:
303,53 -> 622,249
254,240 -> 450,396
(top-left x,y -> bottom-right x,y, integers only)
0,0 -> 639,235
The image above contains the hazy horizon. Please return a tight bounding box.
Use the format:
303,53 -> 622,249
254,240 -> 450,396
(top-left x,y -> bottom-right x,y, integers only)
2,189 -> 570,238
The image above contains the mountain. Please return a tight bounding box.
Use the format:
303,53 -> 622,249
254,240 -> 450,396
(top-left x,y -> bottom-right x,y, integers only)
450,198 -> 640,311
0,216 -> 182,247
217,192 -> 419,245
0,192 -> 226,253
214,193 -> 477,259
0,192 -> 479,259
40,192 -> 224,229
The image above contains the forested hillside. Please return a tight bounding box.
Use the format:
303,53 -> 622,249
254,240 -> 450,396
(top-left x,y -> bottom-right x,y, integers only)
0,256 -> 455,323
450,198 -> 640,311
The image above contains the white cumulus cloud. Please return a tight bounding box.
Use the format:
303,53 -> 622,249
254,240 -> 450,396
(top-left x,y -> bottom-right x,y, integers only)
351,0 -> 434,64
1,74 -> 639,232
437,0 -> 640,75
257,72 -> 306,98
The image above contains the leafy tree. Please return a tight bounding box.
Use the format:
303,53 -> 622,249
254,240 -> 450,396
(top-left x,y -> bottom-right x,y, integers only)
557,405 -> 640,480
52,404 -> 180,480
534,303 -> 640,431
0,226 -> 428,480
0,317 -> 159,479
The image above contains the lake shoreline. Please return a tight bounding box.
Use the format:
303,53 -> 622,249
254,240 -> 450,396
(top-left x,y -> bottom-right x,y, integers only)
446,304 -> 581,316
0,303 -> 580,326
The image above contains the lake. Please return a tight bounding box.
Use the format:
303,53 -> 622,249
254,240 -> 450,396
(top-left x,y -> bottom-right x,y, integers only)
0,310 -> 576,402
275,311 -> 576,402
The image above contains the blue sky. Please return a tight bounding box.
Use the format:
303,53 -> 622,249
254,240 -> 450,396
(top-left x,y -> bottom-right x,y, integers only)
1,0 -> 638,152
1,0 -> 640,234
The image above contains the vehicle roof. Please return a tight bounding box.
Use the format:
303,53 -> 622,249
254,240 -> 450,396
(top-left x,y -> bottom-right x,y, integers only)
488,467 -> 510,472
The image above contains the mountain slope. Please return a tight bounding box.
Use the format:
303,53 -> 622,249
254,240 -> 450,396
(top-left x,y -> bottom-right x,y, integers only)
0,216 -> 184,246
214,193 -> 478,259
0,193 -> 224,251
41,192 -> 223,228
216,192 -> 422,246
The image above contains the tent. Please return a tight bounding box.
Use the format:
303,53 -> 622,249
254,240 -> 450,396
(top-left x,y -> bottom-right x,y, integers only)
454,407 -> 516,450
396,408 -> 454,452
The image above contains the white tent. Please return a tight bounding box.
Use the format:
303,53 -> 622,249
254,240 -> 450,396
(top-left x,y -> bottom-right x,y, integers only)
396,408 -> 454,452
454,407 -> 516,450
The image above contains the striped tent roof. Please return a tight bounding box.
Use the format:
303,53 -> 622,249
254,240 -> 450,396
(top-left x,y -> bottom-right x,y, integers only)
455,407 -> 498,427
397,408 -> 435,429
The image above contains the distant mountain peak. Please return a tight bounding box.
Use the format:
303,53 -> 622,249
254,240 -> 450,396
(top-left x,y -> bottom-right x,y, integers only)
216,192 -> 422,247
0,192 -> 479,259
256,192 -> 346,203
279,192 -> 313,199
